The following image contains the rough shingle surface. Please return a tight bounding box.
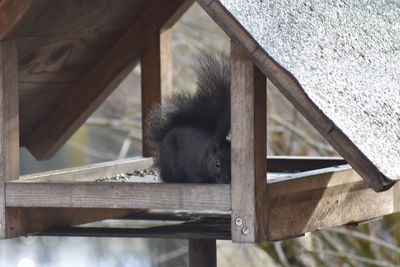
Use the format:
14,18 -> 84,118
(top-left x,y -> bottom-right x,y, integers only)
221,0 -> 400,180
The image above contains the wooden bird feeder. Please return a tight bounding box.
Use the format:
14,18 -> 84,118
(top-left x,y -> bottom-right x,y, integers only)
1,0 -> 399,266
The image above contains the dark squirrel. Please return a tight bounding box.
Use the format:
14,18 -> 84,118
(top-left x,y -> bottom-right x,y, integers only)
147,52 -> 231,183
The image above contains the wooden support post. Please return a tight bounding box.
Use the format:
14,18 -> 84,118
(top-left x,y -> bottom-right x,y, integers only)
160,29 -> 174,98
141,28 -> 162,157
141,0 -> 193,156
230,41 -> 268,243
0,40 -> 20,239
189,239 -> 217,267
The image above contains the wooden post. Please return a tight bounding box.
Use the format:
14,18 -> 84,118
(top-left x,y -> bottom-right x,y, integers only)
0,40 -> 20,239
141,1 -> 193,157
160,29 -> 174,98
141,27 -> 162,157
230,41 -> 268,243
189,239 -> 217,267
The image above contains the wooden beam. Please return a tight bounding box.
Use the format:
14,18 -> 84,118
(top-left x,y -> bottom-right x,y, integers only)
0,0 -> 34,40
6,207 -> 136,237
6,182 -> 231,211
18,157 -> 154,183
267,156 -> 346,172
141,0 -> 193,156
189,239 -> 217,267
25,0 -> 189,160
0,40 -> 20,238
141,28 -> 162,157
230,41 -> 268,243
267,168 -> 396,241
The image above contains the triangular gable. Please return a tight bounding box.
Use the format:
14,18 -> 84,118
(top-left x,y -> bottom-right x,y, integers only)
199,0 -> 400,191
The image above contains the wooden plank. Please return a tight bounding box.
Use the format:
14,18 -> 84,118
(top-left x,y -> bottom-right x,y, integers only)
267,168 -> 395,241
17,33 -> 120,83
160,29 -> 174,98
141,29 -> 162,157
230,41 -> 268,243
6,207 -> 136,237
6,182 -> 231,211
25,0 -> 188,160
189,239 -> 217,267
393,182 -> 400,213
4,0 -> 148,38
42,226 -> 230,240
0,40 -> 20,238
0,0 -> 34,40
18,157 -> 154,182
267,156 -> 346,172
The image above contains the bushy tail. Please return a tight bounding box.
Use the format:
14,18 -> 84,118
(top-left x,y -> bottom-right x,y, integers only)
146,51 -> 230,158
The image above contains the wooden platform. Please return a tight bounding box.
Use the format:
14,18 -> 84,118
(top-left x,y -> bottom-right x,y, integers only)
4,157 -> 398,241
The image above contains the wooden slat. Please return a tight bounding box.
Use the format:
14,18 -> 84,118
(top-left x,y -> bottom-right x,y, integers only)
4,0 -> 148,38
189,239 -> 217,267
141,29 -> 162,157
0,0 -> 34,40
19,157 -> 154,182
25,0 -> 188,160
6,207 -> 136,237
267,168 -> 395,241
230,41 -> 268,243
17,33 -> 120,83
142,1 -> 193,156
0,40 -> 20,238
267,156 -> 346,172
6,182 -> 231,211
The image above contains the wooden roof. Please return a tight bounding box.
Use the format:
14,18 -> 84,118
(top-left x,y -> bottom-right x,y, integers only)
198,0 -> 398,192
0,0 -> 188,159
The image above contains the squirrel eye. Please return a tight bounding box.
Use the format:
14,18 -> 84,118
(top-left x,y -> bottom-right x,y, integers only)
216,161 -> 221,168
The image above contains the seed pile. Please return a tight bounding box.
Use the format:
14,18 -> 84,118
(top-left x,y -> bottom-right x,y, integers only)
95,168 -> 159,182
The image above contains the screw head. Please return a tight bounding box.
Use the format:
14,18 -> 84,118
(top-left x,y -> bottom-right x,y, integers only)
235,217 -> 243,226
241,226 -> 249,235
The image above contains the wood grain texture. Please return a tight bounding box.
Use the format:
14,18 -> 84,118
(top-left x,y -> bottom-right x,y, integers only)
6,207 -> 135,238
197,0 -> 392,192
5,0 -> 148,38
267,168 -> 394,241
141,29 -> 161,157
17,34 -> 119,83
25,0 -> 188,160
189,239 -> 217,267
19,84 -> 71,142
0,0 -> 34,40
160,30 -> 174,98
230,42 -> 268,243
18,157 -> 154,182
6,182 -> 231,211
0,40 -> 20,238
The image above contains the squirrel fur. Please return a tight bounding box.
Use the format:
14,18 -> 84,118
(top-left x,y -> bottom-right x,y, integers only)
147,52 -> 231,183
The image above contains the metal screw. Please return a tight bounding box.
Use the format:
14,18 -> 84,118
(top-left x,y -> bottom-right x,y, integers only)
241,226 -> 249,235
235,217 -> 243,226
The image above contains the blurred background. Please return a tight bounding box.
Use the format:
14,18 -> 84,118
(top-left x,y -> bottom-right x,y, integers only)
2,3 -> 399,267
